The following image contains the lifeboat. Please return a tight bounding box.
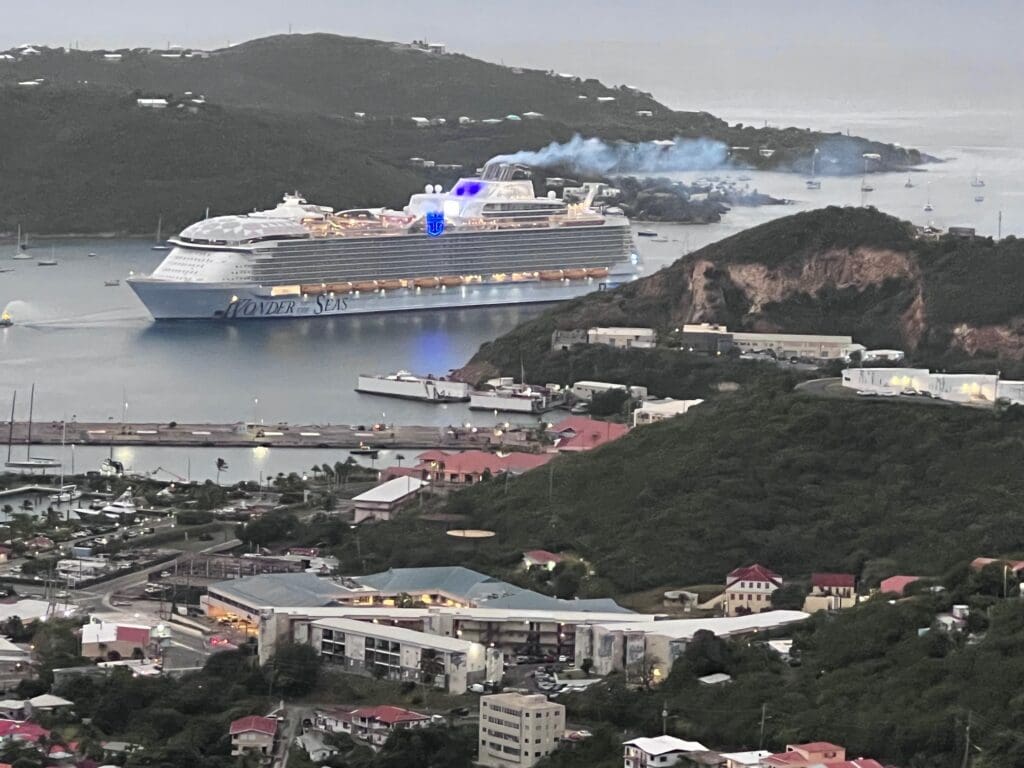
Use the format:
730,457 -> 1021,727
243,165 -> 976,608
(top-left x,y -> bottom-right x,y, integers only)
327,282 -> 353,294
586,267 -> 610,278
301,284 -> 326,295
440,276 -> 464,287
539,270 -> 564,281
378,279 -> 403,290
353,281 -> 378,292
414,277 -> 440,289
563,268 -> 587,280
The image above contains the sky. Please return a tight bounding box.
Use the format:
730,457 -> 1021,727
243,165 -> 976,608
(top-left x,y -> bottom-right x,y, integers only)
5,1 -> 1023,119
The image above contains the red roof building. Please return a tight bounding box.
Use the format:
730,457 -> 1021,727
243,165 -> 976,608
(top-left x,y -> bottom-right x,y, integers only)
316,705 -> 428,746
229,715 -> 278,736
0,720 -> 49,743
879,575 -> 922,596
547,416 -> 629,452
404,449 -> 552,484
724,564 -> 783,617
811,573 -> 855,590
970,557 -> 1024,573
230,715 -> 277,758
523,550 -> 565,570
763,742 -> 846,768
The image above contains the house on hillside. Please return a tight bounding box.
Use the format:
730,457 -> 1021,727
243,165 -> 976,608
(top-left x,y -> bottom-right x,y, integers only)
81,619 -> 152,660
352,477 -> 427,523
879,575 -> 921,596
803,573 -> 858,613
633,398 -> 703,426
406,449 -> 551,484
724,564 -> 782,616
762,742 -> 846,768
551,329 -> 587,351
623,736 -> 710,768
546,416 -> 629,452
230,715 -> 277,758
317,705 -> 428,746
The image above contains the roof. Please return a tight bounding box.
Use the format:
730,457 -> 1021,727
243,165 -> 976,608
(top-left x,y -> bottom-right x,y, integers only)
27,694 -> 72,708
230,715 -> 278,736
0,720 -> 48,741
727,564 -> 783,587
312,617 -> 476,653
81,620 -> 151,647
623,736 -> 709,756
971,557 -> 1024,573
698,672 -> 732,685
588,610 -> 809,640
879,575 -> 921,595
178,215 -> 308,245
824,761 -> 883,768
523,550 -> 564,565
719,750 -> 772,766
812,573 -> 856,589
792,741 -> 845,753
414,449 -> 551,476
351,705 -> 428,725
209,572 -> 363,608
547,416 -> 629,452
589,326 -> 655,335
352,477 -> 427,505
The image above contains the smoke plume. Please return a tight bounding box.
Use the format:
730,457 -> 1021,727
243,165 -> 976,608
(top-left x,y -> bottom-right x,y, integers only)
488,134 -> 730,175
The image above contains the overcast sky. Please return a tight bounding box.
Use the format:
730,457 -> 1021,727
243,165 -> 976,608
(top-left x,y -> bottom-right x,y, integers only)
6,1 -> 1022,116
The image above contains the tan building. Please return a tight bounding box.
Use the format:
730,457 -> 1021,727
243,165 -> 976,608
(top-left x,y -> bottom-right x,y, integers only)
478,693 -> 565,768
588,327 -> 656,349
229,715 -> 277,758
762,742 -> 846,767
802,573 -> 858,613
724,564 -> 782,617
80,619 -> 152,661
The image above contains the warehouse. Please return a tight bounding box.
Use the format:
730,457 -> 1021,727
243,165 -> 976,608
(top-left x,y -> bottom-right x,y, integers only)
310,617 -> 501,693
841,367 -> 931,394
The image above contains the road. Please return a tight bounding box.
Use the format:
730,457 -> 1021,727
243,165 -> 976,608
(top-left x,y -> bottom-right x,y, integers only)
0,420 -> 532,450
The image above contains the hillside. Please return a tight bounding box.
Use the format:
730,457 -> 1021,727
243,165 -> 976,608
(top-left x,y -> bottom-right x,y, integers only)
351,388 -> 1024,593
461,207 -> 1024,380
0,35 -> 930,234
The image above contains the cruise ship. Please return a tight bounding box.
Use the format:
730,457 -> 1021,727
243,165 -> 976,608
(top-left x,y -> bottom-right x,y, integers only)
128,163 -> 639,320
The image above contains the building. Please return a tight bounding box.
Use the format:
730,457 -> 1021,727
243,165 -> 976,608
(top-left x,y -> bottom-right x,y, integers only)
522,550 -> 564,571
731,332 -> 855,360
551,329 -> 588,351
678,323 -> 735,356
571,381 -> 647,402
948,226 -> 976,239
970,557 -> 1024,573
802,573 -> 857,613
633,398 -> 704,426
81,619 -> 152,660
636,110 -> 654,117
720,750 -> 771,768
136,98 -> 168,108
588,327 -> 656,349
547,416 -> 630,452
879,575 -> 921,596
230,715 -> 277,758
57,557 -> 112,585
860,349 -> 905,363
352,476 -> 427,523
410,450 -> 552,484
724,564 -> 782,616
575,610 -> 808,678
762,742 -> 845,767
479,693 -> 565,768
317,705 -> 429,745
310,617 -> 493,693
25,694 -> 73,716
623,736 -> 710,768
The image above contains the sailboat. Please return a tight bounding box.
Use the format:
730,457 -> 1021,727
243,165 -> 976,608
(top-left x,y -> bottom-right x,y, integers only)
805,149 -> 821,190
971,171 -> 985,188
37,245 -> 58,267
152,215 -> 171,251
904,177 -> 915,188
48,423 -> 81,503
924,184 -> 934,212
11,225 -> 30,260
860,177 -> 874,192
5,386 -> 61,470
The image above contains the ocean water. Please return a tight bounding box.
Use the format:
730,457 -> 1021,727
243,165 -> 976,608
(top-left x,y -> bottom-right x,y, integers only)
0,110 -> 1018,483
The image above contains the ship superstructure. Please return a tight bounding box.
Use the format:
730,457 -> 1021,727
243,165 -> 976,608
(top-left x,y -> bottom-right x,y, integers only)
128,163 -> 638,320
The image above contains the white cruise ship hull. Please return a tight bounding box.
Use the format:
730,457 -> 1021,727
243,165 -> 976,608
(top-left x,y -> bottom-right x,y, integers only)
127,273 -> 634,321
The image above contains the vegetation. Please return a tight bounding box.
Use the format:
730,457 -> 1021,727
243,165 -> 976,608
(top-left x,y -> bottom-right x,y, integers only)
0,36 -> 924,235
345,389 -> 1024,594
462,207 -> 1024,377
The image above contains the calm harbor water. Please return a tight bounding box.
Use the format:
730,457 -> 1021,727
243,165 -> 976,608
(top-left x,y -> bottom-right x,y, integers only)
1,111 -> 1019,480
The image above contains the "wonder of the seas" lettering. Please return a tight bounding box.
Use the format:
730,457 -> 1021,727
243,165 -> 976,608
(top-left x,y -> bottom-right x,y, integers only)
223,295 -> 349,319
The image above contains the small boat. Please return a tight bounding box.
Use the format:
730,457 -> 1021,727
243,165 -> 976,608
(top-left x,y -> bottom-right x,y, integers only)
924,184 -> 934,212
73,488 -> 137,522
413,277 -> 439,289
49,484 -> 82,503
440,276 -> 464,287
378,279 -> 404,290
0,311 -> 11,328
971,173 -> 985,188
805,180 -> 821,190
563,268 -> 587,280
100,457 -> 125,477
586,267 -> 610,278
87,252 -> 97,258
104,279 -> 120,287
11,225 -> 30,260
352,281 -> 378,292
636,230 -> 658,238
904,177 -> 915,188
350,442 -> 379,457
860,179 -> 874,192
924,203 -> 934,212
37,259 -> 58,266
975,195 -> 985,203
539,270 -> 564,281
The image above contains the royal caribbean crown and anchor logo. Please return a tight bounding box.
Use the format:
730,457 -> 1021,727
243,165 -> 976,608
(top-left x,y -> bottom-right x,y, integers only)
425,210 -> 445,237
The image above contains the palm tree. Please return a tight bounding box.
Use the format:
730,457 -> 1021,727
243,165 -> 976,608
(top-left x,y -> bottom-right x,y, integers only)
215,457 -> 228,485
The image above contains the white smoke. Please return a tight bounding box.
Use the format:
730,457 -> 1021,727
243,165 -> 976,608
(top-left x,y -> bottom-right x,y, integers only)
489,134 -> 730,175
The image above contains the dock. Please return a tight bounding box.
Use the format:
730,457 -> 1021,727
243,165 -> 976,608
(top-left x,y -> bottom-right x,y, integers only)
1,420 -> 534,451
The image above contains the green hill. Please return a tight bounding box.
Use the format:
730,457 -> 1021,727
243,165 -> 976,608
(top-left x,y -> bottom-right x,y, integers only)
461,206 -> 1024,379
0,36 -> 930,234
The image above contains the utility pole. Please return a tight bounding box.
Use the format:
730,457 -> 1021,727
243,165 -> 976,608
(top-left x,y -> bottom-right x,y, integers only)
998,210 -> 1003,240
960,711 -> 972,768
759,703 -> 768,749
661,703 -> 668,734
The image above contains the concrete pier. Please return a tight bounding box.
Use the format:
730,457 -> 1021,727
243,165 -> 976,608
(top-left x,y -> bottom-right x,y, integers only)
1,420 -> 534,451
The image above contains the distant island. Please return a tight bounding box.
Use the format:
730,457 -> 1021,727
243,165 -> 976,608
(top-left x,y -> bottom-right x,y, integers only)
0,34 -> 930,235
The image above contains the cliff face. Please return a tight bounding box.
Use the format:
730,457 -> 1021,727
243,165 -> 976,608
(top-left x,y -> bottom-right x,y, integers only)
462,207 -> 1024,378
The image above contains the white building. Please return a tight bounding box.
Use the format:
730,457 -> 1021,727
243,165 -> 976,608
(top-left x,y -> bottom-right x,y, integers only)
731,331 -> 855,360
410,116 -> 430,127
720,750 -> 772,768
633,398 -> 703,426
352,477 -> 427,523
136,98 -> 168,109
588,327 -> 656,349
636,110 -> 653,117
928,373 -> 998,404
572,381 -> 647,401
623,736 -> 710,768
310,616 -> 495,693
861,349 -> 905,363
841,367 -> 931,395
479,693 -> 565,768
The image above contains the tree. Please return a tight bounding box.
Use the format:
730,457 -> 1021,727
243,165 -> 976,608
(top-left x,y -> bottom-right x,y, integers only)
580,657 -> 594,675
265,643 -> 320,696
215,457 -> 228,485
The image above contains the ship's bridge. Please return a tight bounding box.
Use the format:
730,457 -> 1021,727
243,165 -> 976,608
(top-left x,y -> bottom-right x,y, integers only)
176,215 -> 311,247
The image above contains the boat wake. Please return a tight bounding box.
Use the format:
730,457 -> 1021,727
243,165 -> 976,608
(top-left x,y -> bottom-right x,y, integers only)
2,300 -> 149,328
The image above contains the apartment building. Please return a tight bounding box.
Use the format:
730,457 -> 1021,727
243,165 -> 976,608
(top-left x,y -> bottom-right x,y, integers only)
478,693 -> 565,768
